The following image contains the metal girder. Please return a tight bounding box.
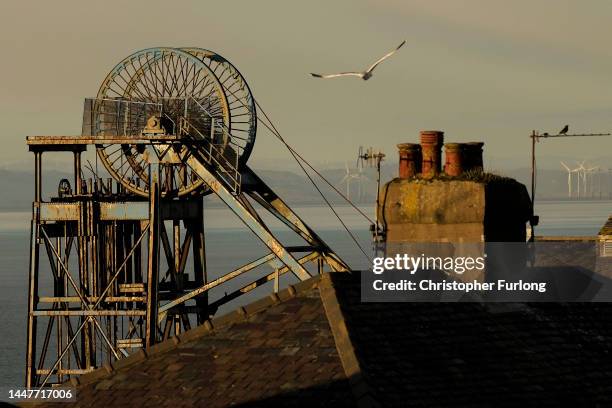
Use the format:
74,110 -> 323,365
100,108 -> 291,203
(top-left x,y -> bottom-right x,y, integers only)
208,252 -> 321,311
145,164 -> 160,347
38,201 -> 203,222
33,310 -> 146,316
242,166 -> 350,272
27,135 -> 180,145
184,152 -> 312,281
157,252 -> 277,321
39,296 -> 146,303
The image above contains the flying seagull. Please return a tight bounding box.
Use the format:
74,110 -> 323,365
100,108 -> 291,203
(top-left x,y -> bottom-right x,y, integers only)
559,125 -> 569,135
311,40 -> 406,81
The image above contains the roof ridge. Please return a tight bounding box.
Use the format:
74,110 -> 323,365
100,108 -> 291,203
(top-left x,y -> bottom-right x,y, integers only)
61,274 -> 323,390
318,272 -> 380,408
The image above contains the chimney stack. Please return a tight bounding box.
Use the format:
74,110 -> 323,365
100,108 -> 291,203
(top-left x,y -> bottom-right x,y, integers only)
444,143 -> 464,176
463,142 -> 485,172
419,130 -> 444,178
396,131 -> 484,179
397,143 -> 421,179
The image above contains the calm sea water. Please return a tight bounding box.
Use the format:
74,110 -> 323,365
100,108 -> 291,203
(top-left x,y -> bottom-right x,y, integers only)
0,201 -> 609,388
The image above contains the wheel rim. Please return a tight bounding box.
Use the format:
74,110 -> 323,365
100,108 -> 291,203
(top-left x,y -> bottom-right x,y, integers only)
94,47 -> 231,197
181,48 -> 257,166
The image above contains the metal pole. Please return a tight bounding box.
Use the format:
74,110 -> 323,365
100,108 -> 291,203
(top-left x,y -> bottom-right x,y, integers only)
192,200 -> 207,324
26,151 -> 42,387
530,131 -> 536,208
145,163 -> 160,347
530,131 -> 536,242
74,151 -> 82,195
173,219 -> 182,334
375,156 -> 382,241
56,237 -> 63,384
35,152 -> 42,202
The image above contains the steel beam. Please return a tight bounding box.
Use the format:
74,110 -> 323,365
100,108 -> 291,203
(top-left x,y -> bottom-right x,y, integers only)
145,163 -> 160,347
158,252 -> 277,320
25,218 -> 39,388
243,166 -> 349,272
184,152 -> 311,281
33,310 -> 146,316
27,135 -> 179,146
208,252 -> 320,311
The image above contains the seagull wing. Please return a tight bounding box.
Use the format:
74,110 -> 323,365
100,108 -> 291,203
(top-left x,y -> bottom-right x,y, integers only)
365,40 -> 406,74
311,72 -> 364,79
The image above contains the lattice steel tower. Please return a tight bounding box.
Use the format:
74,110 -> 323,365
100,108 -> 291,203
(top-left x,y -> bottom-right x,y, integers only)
25,47 -> 349,388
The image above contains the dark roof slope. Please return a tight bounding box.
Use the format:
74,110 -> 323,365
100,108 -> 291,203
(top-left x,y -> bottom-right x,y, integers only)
326,272 -> 612,407
33,272 -> 612,407
36,276 -> 355,408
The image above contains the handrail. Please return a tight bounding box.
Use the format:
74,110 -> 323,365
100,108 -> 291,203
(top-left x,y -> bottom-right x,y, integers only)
85,96 -> 243,194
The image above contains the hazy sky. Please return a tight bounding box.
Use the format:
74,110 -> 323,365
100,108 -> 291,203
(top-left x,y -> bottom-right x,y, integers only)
1,0 -> 611,171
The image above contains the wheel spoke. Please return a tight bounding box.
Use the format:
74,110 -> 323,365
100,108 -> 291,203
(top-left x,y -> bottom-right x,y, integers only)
95,47 -> 254,197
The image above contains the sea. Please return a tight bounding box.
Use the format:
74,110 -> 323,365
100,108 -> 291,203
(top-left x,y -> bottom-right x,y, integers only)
0,200 -> 610,389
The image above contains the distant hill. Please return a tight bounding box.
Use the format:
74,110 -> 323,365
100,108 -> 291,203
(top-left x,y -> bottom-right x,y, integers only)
0,167 -> 379,211
0,169 -> 73,211
495,167 -> 612,200
1,165 -> 609,212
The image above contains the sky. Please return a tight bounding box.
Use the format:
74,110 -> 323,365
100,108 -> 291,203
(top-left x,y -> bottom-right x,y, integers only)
1,0 -> 611,172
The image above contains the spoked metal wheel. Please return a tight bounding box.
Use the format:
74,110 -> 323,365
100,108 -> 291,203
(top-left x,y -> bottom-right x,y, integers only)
94,47 -> 231,197
181,48 -> 257,166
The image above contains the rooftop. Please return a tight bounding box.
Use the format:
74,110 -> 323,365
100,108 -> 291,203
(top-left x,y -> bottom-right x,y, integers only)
32,272 -> 612,407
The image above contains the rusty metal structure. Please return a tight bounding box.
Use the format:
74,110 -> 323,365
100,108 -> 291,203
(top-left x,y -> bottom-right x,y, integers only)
25,47 -> 349,388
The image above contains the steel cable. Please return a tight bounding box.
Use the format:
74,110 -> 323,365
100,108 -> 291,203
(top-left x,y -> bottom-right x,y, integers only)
252,99 -> 373,263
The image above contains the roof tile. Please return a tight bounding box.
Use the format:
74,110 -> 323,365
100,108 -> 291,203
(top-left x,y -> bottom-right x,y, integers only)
33,271 -> 612,407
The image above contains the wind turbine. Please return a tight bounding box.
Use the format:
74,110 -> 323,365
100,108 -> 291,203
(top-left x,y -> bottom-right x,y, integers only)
596,167 -> 603,198
575,161 -> 586,199
560,161 -> 575,198
584,165 -> 598,198
355,165 -> 364,200
340,162 -> 360,200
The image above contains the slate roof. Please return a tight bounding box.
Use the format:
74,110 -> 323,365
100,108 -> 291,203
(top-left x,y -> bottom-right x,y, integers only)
30,272 -> 612,408
328,273 -> 612,407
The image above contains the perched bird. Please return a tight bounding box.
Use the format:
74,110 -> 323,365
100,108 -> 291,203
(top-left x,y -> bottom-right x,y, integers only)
310,40 -> 406,81
559,125 -> 569,135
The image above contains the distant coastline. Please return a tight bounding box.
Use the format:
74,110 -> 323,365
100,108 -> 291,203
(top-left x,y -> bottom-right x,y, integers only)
1,167 -> 610,212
